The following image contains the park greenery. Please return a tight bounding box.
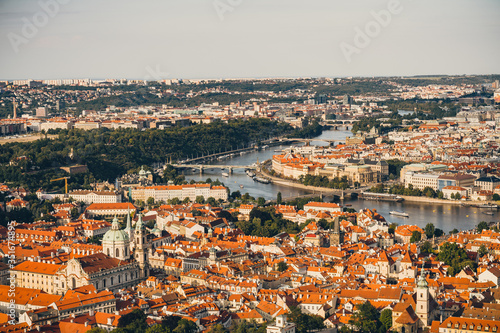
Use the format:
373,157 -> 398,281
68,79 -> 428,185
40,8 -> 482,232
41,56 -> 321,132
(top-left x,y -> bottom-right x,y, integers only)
298,175 -> 351,190
236,207 -> 302,237
0,119 -> 321,191
87,309 -> 199,333
369,183 -> 445,199
341,302 -> 390,333
0,193 -> 59,226
437,242 -> 477,277
287,306 -> 325,333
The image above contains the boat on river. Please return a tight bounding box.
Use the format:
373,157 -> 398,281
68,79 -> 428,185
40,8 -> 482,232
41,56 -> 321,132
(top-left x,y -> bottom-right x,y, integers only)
476,203 -> 498,209
222,172 -> 229,177
360,192 -> 404,202
246,170 -> 256,177
254,177 -> 271,184
390,211 -> 409,218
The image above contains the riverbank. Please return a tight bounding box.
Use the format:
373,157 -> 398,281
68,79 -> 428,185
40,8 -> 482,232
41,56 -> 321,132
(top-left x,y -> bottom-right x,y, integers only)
261,163 -> 496,206
400,195 -> 489,206
259,164 -> 347,197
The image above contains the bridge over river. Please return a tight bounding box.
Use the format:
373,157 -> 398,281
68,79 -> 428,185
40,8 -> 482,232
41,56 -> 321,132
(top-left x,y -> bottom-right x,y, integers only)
171,164 -> 257,175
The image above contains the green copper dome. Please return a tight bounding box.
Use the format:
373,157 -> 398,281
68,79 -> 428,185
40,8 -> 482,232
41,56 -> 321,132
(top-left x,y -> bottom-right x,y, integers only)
103,216 -> 130,242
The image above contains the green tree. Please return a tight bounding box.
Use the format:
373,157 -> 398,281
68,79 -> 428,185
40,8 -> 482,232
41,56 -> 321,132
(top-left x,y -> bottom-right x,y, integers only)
477,221 -> 489,233
287,306 -> 325,333
117,308 -> 147,331
424,223 -> 435,239
410,230 -> 421,243
379,309 -> 392,331
146,324 -> 169,333
206,197 -> 217,206
147,197 -> 155,206
172,319 -> 197,333
438,242 -> 476,276
478,244 -> 489,258
493,193 -> 500,201
168,197 -> 181,205
162,316 -> 182,332
277,192 -> 282,205
257,197 -> 266,207
348,302 -> 381,333
277,261 -> 288,272
434,228 -> 444,237
208,324 -> 227,333
420,241 -> 433,254
87,328 -> 107,333
195,195 -> 205,204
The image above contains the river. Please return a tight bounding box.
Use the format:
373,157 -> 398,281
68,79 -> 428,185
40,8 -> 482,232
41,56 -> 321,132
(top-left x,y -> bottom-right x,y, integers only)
183,129 -> 497,232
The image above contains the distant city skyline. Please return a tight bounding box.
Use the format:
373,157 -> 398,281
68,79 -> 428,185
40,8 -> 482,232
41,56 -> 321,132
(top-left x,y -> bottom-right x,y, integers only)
1,0 -> 499,80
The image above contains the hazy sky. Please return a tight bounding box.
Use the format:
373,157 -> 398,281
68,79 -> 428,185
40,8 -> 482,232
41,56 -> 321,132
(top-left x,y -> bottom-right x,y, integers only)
1,0 -> 499,80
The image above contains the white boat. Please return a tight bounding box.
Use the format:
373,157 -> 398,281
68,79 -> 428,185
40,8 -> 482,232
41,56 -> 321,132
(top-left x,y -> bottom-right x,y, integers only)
478,204 -> 498,209
390,211 -> 409,218
222,172 -> 229,177
246,170 -> 256,177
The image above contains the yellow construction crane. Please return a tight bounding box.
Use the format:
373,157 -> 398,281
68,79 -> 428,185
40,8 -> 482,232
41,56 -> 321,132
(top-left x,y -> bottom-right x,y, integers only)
51,177 -> 70,194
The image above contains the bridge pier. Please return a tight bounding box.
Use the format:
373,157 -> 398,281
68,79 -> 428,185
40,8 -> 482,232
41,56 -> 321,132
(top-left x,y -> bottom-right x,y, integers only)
199,166 -> 204,175
228,167 -> 233,174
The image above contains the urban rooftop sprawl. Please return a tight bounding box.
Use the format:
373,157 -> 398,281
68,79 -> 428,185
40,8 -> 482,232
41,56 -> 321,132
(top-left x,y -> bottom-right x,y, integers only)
0,75 -> 500,333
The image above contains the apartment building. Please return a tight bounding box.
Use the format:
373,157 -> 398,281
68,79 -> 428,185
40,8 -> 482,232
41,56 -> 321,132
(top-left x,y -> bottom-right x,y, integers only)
475,176 -> 500,192
68,190 -> 122,205
85,203 -> 137,218
130,184 -> 228,202
403,172 -> 440,190
437,174 -> 477,191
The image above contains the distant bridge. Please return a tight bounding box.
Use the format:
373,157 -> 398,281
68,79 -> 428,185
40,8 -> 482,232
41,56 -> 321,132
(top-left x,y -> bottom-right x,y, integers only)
265,188 -> 362,204
171,164 -> 258,175
287,138 -> 340,145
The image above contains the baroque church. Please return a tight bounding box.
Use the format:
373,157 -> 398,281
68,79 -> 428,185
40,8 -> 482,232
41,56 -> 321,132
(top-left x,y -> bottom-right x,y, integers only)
56,213 -> 151,293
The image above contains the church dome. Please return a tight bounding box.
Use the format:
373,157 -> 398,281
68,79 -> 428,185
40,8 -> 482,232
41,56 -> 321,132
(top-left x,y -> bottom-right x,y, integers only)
103,216 -> 129,242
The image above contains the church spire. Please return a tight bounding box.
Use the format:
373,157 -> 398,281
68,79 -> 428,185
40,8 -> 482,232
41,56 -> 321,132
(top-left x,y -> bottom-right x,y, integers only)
111,216 -> 120,230
126,208 -> 131,230
417,262 -> 428,289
